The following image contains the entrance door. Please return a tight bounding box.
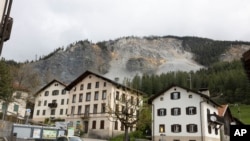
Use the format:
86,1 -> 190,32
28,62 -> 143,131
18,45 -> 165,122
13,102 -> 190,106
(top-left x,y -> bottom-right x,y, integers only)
84,121 -> 89,133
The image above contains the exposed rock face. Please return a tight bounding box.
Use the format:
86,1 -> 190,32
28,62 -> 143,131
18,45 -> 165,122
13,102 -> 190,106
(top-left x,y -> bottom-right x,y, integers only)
24,36 -> 249,88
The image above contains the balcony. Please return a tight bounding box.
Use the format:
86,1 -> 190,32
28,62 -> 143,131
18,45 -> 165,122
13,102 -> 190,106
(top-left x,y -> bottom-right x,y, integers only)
48,103 -> 57,108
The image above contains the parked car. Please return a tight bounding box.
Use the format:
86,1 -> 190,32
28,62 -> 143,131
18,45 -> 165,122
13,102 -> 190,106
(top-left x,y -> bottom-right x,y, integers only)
56,136 -> 83,141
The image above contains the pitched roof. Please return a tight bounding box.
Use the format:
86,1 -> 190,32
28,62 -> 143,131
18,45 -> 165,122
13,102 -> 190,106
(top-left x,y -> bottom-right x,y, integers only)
34,79 -> 67,96
218,104 -> 228,117
64,70 -> 145,96
148,84 -> 220,107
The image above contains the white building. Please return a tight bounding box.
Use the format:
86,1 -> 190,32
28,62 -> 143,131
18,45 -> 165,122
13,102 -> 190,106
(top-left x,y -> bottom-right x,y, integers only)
33,79 -> 69,123
148,85 -> 223,141
64,70 -> 144,139
0,86 -> 29,123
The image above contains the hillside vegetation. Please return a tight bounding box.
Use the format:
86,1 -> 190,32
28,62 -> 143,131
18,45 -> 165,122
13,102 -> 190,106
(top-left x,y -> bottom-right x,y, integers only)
128,60 -> 250,104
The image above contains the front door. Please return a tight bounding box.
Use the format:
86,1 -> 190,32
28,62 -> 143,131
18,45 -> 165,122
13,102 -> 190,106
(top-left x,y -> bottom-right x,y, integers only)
84,121 -> 89,133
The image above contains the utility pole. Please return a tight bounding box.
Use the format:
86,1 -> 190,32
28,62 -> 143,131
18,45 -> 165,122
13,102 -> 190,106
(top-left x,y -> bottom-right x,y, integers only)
0,0 -> 13,55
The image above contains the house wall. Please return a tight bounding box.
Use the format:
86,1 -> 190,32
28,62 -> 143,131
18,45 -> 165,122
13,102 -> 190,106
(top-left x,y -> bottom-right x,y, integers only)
66,73 -> 142,139
0,90 -> 28,120
151,86 -> 220,141
33,81 -> 68,122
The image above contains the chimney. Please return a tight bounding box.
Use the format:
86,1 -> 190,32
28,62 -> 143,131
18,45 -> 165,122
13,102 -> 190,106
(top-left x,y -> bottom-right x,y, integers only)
198,88 -> 210,97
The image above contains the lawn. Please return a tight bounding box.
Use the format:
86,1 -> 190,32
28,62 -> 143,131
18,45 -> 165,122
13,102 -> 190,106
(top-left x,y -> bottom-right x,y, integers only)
229,104 -> 250,124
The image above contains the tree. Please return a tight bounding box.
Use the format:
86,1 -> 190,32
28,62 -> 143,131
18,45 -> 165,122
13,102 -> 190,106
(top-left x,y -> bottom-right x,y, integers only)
106,91 -> 143,141
0,59 -> 14,120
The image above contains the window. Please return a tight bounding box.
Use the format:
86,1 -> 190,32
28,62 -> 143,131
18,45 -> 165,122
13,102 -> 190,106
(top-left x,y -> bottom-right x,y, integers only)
55,83 -> 58,86
157,108 -> 167,116
42,110 -> 46,115
78,106 -> 82,115
87,83 -> 91,89
79,93 -> 83,102
215,128 -> 218,135
115,104 -> 119,112
208,125 -> 212,134
121,123 -> 124,131
61,99 -> 64,105
131,96 -> 134,105
114,121 -> 118,130
60,109 -> 63,115
116,91 -> 119,100
104,82 -> 106,87
101,103 -> 106,113
51,109 -> 56,115
44,100 -> 47,106
38,101 -> 41,106
171,124 -> 182,133
94,91 -> 99,100
171,108 -> 181,116
189,95 -> 192,98
52,100 -> 56,103
95,82 -> 99,88
36,110 -> 40,116
159,124 -> 165,133
171,92 -> 180,99
71,106 -> 75,115
85,105 -> 90,116
65,109 -> 68,115
160,97 -> 164,101
92,120 -> 96,129
52,90 -> 59,96
100,120 -> 105,129
86,92 -> 91,101
93,104 -> 98,114
67,99 -> 69,104
186,107 -> 197,115
122,93 -> 126,102
80,84 -> 84,90
15,92 -> 21,99
102,90 -> 107,100
45,91 -> 49,96
72,94 -> 76,103
187,124 -> 198,133
61,90 -> 66,95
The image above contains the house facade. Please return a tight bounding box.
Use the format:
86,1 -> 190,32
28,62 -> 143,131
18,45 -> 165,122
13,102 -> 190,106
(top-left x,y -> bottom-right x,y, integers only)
148,85 -> 223,141
64,70 -> 144,139
0,89 -> 29,123
32,79 -> 69,123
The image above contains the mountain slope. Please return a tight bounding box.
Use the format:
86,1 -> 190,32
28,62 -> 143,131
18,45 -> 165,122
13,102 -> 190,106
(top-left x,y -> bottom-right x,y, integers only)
24,36 -> 250,88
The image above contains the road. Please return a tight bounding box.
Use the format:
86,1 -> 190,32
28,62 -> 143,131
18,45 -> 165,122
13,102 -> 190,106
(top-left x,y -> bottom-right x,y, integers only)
82,138 -> 108,141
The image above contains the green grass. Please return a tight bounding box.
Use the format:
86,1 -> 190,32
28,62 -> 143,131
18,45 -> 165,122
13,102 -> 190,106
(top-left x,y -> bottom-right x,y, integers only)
229,104 -> 250,124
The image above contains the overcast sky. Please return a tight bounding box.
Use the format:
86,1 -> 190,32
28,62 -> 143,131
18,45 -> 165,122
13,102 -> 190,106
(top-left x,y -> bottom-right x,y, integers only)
1,0 -> 250,62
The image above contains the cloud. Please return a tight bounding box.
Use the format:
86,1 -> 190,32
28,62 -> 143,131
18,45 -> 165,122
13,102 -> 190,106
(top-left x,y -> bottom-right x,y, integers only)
1,0 -> 250,62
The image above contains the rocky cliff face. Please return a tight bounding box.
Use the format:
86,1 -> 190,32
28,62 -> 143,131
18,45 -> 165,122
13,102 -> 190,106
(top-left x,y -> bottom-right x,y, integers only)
25,36 -> 249,87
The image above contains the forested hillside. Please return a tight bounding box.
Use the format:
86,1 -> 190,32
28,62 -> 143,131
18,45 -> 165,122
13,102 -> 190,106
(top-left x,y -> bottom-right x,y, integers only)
128,60 -> 250,104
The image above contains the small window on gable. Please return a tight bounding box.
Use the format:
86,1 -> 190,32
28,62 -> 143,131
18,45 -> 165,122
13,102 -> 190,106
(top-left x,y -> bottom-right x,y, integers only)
157,108 -> 166,116
160,97 -> 164,101
171,92 -> 180,100
189,94 -> 192,98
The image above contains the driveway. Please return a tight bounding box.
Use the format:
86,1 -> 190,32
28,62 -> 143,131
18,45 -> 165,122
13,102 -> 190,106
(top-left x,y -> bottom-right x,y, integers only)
82,138 -> 108,141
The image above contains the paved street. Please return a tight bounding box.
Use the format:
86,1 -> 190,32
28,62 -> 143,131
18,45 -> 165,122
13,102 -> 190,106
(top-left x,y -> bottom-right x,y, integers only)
82,138 -> 108,141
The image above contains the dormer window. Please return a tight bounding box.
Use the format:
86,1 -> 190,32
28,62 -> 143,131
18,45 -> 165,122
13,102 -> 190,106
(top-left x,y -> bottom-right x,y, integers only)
171,92 -> 180,100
